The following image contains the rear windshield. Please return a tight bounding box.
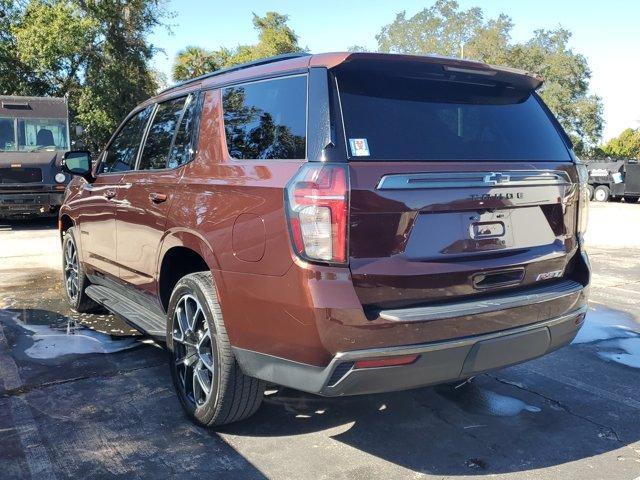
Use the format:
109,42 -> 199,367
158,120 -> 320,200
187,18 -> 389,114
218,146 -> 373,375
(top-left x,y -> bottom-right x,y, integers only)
337,72 -> 570,161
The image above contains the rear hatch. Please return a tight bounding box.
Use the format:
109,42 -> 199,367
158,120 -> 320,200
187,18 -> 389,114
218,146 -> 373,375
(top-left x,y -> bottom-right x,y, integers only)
333,57 -> 580,312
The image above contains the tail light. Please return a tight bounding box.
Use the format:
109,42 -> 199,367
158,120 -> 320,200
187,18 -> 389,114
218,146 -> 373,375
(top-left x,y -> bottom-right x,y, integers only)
285,163 -> 349,264
576,163 -> 589,240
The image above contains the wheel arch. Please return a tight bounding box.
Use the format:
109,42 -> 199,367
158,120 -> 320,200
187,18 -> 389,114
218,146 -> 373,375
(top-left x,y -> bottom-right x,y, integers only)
59,213 -> 74,241
156,229 -> 221,312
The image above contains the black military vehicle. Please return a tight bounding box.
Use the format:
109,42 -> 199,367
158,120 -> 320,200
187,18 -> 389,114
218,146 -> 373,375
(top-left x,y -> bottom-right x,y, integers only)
586,158 -> 640,203
0,95 -> 70,217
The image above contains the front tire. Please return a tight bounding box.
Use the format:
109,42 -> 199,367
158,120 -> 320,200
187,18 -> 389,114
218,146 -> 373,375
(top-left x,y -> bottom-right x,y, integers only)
167,272 -> 265,427
62,229 -> 99,313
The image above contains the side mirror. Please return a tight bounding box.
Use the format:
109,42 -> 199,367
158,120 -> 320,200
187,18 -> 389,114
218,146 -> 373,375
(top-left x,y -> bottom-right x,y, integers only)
62,150 -> 93,182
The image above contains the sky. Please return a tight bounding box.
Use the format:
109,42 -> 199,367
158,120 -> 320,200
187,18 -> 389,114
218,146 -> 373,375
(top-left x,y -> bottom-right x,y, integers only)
149,0 -> 640,141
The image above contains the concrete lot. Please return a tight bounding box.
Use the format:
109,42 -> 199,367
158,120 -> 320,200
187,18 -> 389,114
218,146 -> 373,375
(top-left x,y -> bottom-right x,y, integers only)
0,202 -> 639,480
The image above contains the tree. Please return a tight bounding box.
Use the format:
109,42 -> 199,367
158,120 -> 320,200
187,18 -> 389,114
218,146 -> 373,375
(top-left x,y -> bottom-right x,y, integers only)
172,12 -> 304,82
173,46 -> 227,82
374,0 -> 603,153
599,128 -> 640,159
3,0 -> 168,151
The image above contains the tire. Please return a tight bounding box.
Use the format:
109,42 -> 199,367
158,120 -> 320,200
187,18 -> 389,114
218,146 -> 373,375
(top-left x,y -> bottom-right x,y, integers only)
62,228 -> 99,313
166,271 -> 265,427
624,196 -> 638,204
593,185 -> 610,202
586,185 -> 594,201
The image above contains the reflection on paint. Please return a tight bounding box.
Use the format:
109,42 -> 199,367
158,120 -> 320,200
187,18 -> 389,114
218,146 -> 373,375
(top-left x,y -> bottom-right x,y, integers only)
573,305 -> 640,370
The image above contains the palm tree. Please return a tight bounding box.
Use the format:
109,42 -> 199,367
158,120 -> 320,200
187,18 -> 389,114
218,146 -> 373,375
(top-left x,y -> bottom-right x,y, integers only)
172,46 -> 219,82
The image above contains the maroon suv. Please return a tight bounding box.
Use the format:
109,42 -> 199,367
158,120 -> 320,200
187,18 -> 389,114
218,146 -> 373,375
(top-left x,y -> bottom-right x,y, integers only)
59,52 -> 590,427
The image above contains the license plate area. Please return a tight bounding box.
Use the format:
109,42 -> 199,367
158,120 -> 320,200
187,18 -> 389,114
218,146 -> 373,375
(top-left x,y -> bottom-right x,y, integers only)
470,221 -> 505,239
466,210 -> 514,248
404,207 -> 556,259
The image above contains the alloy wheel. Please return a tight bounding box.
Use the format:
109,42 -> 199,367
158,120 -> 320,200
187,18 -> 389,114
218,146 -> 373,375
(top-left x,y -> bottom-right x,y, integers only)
172,294 -> 216,407
63,238 -> 79,302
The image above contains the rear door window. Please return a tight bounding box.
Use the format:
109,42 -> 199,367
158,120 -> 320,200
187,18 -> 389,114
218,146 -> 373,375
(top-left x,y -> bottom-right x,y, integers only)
138,96 -> 187,170
222,75 -> 307,160
100,106 -> 152,173
168,93 -> 199,169
337,72 -> 571,161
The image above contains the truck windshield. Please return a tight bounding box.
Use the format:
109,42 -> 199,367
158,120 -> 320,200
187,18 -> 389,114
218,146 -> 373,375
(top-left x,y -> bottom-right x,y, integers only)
0,118 -> 16,152
17,118 -> 68,151
337,71 -> 571,161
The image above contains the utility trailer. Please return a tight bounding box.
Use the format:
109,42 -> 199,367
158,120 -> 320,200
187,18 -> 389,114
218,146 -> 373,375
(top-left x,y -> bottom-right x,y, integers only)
0,95 -> 71,218
586,158 -> 640,203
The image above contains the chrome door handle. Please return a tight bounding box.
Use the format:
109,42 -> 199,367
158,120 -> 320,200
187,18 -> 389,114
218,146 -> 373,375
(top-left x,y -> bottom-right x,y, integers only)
149,192 -> 167,203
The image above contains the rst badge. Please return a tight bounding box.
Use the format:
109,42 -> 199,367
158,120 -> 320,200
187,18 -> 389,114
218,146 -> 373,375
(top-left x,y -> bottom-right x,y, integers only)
536,270 -> 564,281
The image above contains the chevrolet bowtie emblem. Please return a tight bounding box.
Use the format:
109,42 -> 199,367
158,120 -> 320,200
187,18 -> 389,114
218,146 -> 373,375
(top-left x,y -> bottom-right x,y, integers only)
483,172 -> 510,185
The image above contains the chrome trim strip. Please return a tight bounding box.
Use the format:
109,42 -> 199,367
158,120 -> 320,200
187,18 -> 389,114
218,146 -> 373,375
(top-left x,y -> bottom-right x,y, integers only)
376,170 -> 571,190
378,279 -> 583,322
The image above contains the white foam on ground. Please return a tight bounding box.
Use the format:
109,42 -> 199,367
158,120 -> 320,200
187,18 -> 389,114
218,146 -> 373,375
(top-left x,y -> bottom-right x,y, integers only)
9,313 -> 139,359
572,305 -> 639,344
572,304 -> 640,370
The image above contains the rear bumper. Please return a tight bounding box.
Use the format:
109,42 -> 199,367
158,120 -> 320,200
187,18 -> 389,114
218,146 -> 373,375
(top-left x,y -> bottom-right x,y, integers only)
233,303 -> 587,396
0,191 -> 64,216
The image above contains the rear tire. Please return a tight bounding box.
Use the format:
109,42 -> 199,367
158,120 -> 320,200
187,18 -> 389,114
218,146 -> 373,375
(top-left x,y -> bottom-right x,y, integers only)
624,196 -> 638,203
62,229 -> 99,313
166,271 -> 265,427
586,185 -> 594,201
593,185 -> 610,202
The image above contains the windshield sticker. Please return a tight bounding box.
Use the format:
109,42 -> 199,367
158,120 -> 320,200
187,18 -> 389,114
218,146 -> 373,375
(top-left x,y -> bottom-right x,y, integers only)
349,138 -> 370,157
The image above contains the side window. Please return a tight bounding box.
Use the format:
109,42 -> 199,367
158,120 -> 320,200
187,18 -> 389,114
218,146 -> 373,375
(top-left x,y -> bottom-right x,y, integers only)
0,118 -> 16,151
222,76 -> 307,160
168,94 -> 199,169
99,106 -> 152,174
139,96 -> 187,171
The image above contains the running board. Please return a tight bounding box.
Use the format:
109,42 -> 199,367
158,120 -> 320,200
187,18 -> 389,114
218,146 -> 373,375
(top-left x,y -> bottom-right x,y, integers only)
378,279 -> 584,322
85,285 -> 166,337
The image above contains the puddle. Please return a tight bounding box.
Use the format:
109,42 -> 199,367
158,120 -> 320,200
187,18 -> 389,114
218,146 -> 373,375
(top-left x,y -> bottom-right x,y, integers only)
572,305 -> 640,370
437,383 -> 541,417
2,308 -> 141,360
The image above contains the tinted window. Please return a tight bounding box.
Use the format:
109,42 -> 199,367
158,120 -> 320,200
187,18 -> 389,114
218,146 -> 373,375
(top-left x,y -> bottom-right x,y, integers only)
168,93 -> 199,169
17,118 -> 68,151
0,118 -> 16,151
338,72 -> 570,161
222,76 -> 306,160
100,107 -> 152,173
139,97 -> 186,170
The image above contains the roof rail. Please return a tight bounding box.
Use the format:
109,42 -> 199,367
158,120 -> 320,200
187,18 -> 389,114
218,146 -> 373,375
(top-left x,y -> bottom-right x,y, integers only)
160,52 -> 311,94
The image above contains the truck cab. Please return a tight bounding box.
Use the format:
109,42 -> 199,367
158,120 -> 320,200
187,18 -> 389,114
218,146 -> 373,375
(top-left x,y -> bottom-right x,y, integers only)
0,95 -> 71,218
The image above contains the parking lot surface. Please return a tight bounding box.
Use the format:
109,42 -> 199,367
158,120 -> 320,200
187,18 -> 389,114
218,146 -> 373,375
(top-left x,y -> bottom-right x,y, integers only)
1,202 -> 639,479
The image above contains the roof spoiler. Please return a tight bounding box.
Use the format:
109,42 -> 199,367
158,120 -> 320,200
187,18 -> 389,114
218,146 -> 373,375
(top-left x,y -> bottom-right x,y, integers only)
334,52 -> 544,92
